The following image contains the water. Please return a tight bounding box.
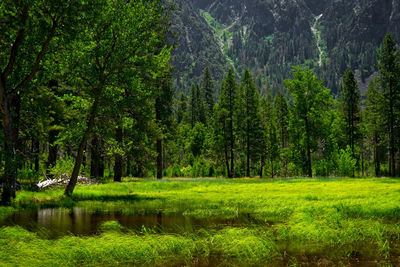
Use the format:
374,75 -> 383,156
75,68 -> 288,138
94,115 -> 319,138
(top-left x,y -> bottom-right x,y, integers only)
0,208 -> 263,238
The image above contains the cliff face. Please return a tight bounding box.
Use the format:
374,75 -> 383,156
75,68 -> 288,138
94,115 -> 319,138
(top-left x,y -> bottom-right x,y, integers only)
172,0 -> 400,95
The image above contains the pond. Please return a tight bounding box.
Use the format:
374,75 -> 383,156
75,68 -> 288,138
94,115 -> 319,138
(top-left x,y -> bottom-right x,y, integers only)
0,207 -> 264,239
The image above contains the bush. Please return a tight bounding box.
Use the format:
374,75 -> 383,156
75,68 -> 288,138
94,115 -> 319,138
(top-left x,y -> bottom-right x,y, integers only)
48,156 -> 76,179
336,146 -> 357,177
314,160 -> 330,177
171,164 -> 182,177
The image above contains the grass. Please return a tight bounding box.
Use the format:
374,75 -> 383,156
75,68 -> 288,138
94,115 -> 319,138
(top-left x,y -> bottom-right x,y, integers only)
1,177 -> 400,266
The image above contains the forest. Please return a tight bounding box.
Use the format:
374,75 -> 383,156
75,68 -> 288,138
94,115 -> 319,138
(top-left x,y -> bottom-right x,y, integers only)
1,1 -> 400,266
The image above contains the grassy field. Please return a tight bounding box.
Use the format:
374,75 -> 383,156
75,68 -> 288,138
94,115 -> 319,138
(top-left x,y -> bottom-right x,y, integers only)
0,177 -> 400,266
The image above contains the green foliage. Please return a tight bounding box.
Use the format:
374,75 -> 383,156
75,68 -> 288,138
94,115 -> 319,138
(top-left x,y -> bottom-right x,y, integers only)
285,67 -> 333,177
48,157 -> 76,179
340,69 -> 361,155
336,146 -> 357,177
213,69 -> 238,178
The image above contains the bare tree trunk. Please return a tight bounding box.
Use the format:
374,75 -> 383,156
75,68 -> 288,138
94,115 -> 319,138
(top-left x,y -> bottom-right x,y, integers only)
64,91 -> 100,196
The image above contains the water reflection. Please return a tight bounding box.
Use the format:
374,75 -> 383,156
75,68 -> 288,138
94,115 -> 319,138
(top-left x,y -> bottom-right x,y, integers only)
0,208 -> 262,238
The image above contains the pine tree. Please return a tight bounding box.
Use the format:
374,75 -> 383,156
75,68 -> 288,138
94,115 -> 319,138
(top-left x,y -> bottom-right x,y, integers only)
155,74 -> 174,180
236,69 -> 263,177
176,93 -> 187,124
189,84 -> 197,128
202,67 -> 215,118
364,78 -> 385,176
285,67 -> 332,177
340,70 -> 361,170
274,91 -> 289,176
213,69 -> 238,178
196,85 -> 207,125
260,95 -> 279,178
377,32 -> 400,177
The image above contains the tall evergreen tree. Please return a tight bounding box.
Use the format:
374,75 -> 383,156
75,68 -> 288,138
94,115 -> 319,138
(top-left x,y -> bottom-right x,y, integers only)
285,67 -> 332,177
202,67 -> 215,118
274,91 -> 289,176
364,78 -> 385,176
196,85 -> 207,125
189,84 -> 197,128
236,69 -> 263,177
213,69 -> 238,178
377,33 -> 400,177
189,84 -> 206,128
260,95 -> 279,178
176,93 -> 187,124
340,69 -> 361,163
155,74 -> 174,180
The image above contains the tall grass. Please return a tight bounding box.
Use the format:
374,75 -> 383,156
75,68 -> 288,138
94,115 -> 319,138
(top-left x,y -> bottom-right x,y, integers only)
0,177 -> 399,265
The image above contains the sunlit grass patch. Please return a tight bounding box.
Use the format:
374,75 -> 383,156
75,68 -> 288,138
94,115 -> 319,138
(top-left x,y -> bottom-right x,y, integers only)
0,177 -> 399,265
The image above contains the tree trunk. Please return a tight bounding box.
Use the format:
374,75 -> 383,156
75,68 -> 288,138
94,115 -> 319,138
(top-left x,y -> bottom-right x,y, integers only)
230,124 -> 234,178
260,156 -> 264,178
156,138 -> 163,179
114,124 -> 123,182
224,146 -> 231,178
304,116 -> 312,177
0,76 -> 18,205
34,139 -> 39,173
64,91 -> 100,196
246,135 -> 250,177
271,158 -> 274,178
389,84 -> 396,177
47,130 -> 58,171
90,137 -> 99,178
126,155 -> 131,177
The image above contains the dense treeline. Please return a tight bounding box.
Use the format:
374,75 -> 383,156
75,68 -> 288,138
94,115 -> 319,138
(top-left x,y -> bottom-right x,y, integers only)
0,1 -> 399,205
168,33 -> 400,179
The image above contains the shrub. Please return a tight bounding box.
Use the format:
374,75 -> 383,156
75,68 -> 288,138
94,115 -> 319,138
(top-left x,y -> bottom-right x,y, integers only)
48,156 -> 76,179
336,146 -> 357,177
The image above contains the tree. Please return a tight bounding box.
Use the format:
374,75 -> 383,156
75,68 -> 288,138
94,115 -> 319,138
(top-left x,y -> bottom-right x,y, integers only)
202,67 -> 215,118
377,33 -> 400,177
364,78 -> 385,176
274,91 -> 289,176
0,0 -> 83,204
236,69 -> 263,177
285,67 -> 332,177
213,69 -> 238,178
340,70 -> 361,157
64,0 -> 171,195
176,93 -> 187,124
155,73 -> 174,180
260,96 -> 279,178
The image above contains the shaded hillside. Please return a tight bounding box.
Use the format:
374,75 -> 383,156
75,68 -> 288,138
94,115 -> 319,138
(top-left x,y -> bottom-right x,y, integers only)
171,0 -> 400,95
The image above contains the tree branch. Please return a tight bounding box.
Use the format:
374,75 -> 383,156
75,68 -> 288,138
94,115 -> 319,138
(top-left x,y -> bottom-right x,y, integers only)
8,16 -> 60,97
2,8 -> 28,78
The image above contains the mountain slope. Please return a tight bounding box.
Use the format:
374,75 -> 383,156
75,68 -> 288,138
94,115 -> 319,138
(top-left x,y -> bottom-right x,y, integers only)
171,0 -> 400,95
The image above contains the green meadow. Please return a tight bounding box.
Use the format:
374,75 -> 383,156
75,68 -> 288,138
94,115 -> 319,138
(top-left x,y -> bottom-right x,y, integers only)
1,177 -> 400,266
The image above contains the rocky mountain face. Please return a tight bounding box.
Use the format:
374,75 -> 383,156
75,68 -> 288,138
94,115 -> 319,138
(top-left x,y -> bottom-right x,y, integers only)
171,0 -> 400,95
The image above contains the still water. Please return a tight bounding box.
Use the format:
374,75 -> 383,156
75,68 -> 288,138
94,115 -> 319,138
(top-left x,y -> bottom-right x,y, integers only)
0,208 -> 262,238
